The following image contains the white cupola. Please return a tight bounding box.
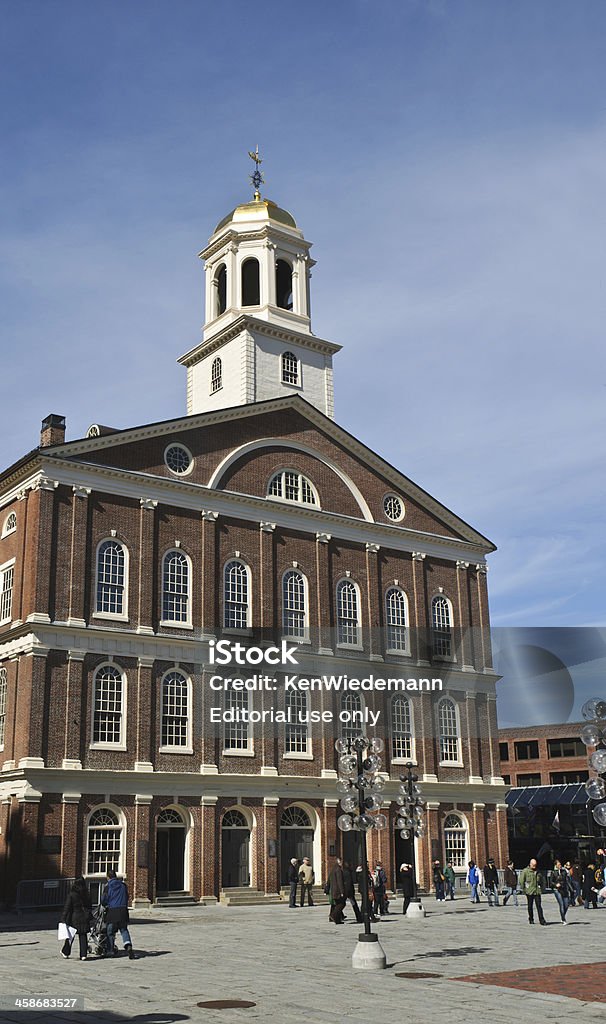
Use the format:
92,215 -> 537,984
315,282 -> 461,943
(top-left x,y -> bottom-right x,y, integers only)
178,160 -> 340,418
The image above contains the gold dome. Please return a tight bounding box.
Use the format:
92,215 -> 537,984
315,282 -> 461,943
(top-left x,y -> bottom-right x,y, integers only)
214,197 -> 298,233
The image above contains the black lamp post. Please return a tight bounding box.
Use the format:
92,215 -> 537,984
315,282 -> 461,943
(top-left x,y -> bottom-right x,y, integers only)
579,699 -> 606,854
335,735 -> 388,968
396,763 -> 426,915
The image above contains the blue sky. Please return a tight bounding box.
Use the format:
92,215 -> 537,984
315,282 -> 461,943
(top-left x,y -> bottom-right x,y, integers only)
1,0 -> 604,635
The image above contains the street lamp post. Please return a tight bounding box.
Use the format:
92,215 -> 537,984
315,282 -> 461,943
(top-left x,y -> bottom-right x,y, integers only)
396,762 -> 426,918
335,735 -> 388,969
579,699 -> 606,853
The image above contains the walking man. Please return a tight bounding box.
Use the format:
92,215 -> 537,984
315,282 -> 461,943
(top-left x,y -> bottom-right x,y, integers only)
519,858 -> 546,925
299,856 -> 315,907
287,858 -> 299,908
550,859 -> 571,924
400,863 -> 414,915
328,857 -> 347,924
433,860 -> 445,901
372,861 -> 388,916
444,861 -> 456,901
483,858 -> 500,907
503,861 -> 519,906
101,870 -> 135,958
467,860 -> 481,903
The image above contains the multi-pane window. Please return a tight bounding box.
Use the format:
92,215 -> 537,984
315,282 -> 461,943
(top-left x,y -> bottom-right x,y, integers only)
281,351 -> 299,385
443,813 -> 467,869
96,541 -> 126,616
0,666 -> 6,749
438,698 -> 460,763
337,580 -> 359,646
224,560 -> 249,630
87,808 -> 122,875
499,741 -> 509,761
547,738 -> 586,758
550,770 -> 589,784
517,772 -> 541,787
514,740 -> 539,760
0,562 -> 14,623
92,665 -> 124,745
383,494 -> 404,522
162,551 -> 190,623
211,357 -> 222,393
391,696 -> 412,760
385,588 -> 408,652
432,596 -> 452,657
341,693 -> 362,743
1,512 -> 16,537
161,671 -> 189,748
283,570 -> 306,639
164,444 -> 192,475
285,689 -> 308,754
224,687 -> 250,751
268,471 -> 317,505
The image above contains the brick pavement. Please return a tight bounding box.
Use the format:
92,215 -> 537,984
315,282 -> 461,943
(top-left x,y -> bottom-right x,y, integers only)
0,897 -> 605,1024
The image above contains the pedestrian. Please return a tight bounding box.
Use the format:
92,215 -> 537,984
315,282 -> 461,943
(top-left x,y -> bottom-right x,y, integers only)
503,861 -> 519,906
60,877 -> 92,961
483,858 -> 500,907
287,858 -> 299,907
549,859 -> 571,924
342,862 -> 363,922
400,862 -> 414,915
299,856 -> 315,907
570,860 -> 583,904
101,870 -> 135,958
466,860 -> 481,903
327,857 -> 347,924
582,862 -> 598,910
444,861 -> 456,901
433,860 -> 445,901
372,861 -> 388,916
519,858 -> 546,925
357,863 -> 378,922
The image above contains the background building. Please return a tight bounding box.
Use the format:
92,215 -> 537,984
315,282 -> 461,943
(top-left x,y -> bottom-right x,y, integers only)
499,723 -> 590,787
0,188 -> 507,908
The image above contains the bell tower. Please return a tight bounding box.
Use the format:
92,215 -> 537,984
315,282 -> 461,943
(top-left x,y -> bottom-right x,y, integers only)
178,151 -> 340,418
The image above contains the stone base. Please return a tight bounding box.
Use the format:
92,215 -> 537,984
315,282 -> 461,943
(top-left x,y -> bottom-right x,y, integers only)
405,899 -> 427,919
352,932 -> 386,971
131,898 -> 152,910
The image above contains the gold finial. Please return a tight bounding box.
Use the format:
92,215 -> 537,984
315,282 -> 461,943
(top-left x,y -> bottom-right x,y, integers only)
248,145 -> 265,200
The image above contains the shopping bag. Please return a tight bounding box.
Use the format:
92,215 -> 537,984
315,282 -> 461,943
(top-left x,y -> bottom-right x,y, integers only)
58,923 -> 77,942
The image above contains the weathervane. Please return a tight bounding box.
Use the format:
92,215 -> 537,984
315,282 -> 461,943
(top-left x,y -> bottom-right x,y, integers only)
248,145 -> 265,200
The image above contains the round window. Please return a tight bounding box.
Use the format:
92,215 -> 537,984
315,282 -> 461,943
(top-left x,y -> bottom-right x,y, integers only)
165,444 -> 193,476
383,494 -> 404,522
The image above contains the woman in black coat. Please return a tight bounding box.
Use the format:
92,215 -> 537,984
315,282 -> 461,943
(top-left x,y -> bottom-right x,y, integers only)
60,877 -> 92,960
400,863 -> 414,915
582,863 -> 598,910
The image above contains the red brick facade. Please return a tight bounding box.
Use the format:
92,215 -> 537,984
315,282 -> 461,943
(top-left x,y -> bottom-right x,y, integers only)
499,722 -> 591,787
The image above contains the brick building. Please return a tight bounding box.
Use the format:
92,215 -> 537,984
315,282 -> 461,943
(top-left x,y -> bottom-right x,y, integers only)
0,187 -> 507,907
499,723 -> 590,787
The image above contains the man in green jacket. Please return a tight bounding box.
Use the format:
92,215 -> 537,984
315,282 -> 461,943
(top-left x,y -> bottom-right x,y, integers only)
518,858 -> 547,925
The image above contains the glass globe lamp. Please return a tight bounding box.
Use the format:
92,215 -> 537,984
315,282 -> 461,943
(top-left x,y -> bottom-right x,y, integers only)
340,795 -> 358,813
370,737 -> 385,754
585,777 -> 606,800
335,738 -> 349,754
339,754 -> 357,775
337,814 -> 354,832
336,778 -> 352,795
374,813 -> 387,830
590,749 -> 606,774
593,802 -> 606,826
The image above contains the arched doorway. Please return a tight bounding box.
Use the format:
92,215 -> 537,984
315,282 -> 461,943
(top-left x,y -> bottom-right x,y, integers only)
156,808 -> 187,894
221,809 -> 251,888
280,806 -> 314,884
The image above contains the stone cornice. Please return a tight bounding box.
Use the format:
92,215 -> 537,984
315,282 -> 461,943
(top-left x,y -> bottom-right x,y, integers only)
179,314 -> 341,369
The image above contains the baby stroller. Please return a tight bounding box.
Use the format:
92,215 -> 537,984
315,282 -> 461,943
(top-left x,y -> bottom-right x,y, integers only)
88,904 -> 109,958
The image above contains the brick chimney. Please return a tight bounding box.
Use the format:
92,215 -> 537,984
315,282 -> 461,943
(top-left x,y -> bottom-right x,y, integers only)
40,414 -> 66,448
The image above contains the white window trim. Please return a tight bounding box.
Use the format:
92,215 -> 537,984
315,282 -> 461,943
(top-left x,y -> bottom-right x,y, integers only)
85,804 -> 126,878
164,442 -> 195,477
385,586 -> 410,656
267,469 -> 320,509
159,549 -> 193,629
383,492 -> 405,523
159,669 -> 193,754
283,687 -> 311,757
89,662 -> 128,751
223,558 -> 252,631
281,569 -> 310,643
442,812 -> 469,870
210,356 -> 223,394
93,538 -> 130,623
336,577 -> 363,651
1,513 -> 16,538
390,694 -> 416,763
0,558 -> 16,627
436,697 -> 463,767
222,685 -> 254,755
340,692 -> 366,741
281,350 -> 301,388
0,665 -> 7,752
431,594 -> 456,663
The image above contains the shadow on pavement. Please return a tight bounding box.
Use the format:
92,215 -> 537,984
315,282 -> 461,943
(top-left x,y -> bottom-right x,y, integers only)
413,947 -> 491,959
0,1014 -> 190,1023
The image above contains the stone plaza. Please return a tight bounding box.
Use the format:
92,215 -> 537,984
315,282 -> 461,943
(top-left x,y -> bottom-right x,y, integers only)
0,897 -> 604,1024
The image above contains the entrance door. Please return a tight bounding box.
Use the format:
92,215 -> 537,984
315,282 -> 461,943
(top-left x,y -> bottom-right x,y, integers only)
155,809 -> 187,893
394,829 -> 414,893
221,810 -> 251,888
280,806 -> 314,885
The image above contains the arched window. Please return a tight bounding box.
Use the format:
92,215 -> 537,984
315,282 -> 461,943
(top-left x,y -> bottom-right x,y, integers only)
224,685 -> 251,752
385,588 -> 408,653
281,805 -> 311,828
336,579 -> 360,647
157,808 -> 185,825
391,695 -> 412,761
224,560 -> 250,630
211,356 -> 222,394
222,809 -> 248,828
92,664 -> 125,747
160,670 -> 190,749
86,807 -> 123,876
282,570 -> 307,640
96,540 -> 127,617
285,689 -> 309,755
215,263 -> 227,316
443,813 -> 467,869
432,596 -> 453,658
0,666 -> 7,749
281,351 -> 299,385
438,698 -> 460,763
241,257 -> 260,306
276,259 -> 293,310
1,512 -> 16,537
341,692 -> 363,743
268,470 -> 317,506
161,550 -> 190,625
